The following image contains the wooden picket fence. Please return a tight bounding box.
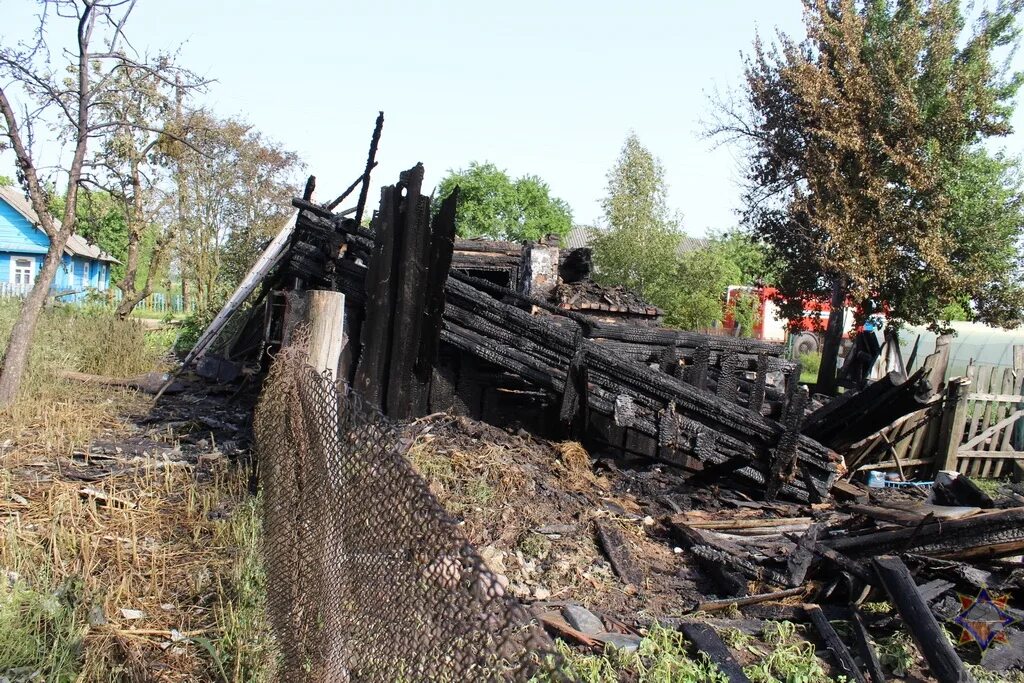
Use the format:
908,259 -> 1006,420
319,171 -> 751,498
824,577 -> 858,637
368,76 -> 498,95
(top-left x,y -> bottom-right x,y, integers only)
847,345 -> 1024,481
946,354 -> 1024,477
846,400 -> 945,477
0,282 -> 33,299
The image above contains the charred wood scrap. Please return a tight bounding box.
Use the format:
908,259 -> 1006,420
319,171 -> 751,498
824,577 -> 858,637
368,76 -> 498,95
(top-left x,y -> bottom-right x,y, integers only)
849,608 -> 887,683
678,622 -> 753,683
804,603 -> 868,683
440,276 -> 842,502
802,368 -> 935,451
594,520 -> 644,588
824,507 -> 1024,561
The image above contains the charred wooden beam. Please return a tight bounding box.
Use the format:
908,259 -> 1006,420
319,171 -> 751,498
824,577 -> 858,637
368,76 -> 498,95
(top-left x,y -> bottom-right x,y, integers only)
824,507 -> 1024,561
353,111 -> 384,229
873,556 -> 975,683
352,184 -> 399,411
850,608 -> 887,683
386,165 -> 429,418
804,604 -> 867,683
679,622 -> 753,683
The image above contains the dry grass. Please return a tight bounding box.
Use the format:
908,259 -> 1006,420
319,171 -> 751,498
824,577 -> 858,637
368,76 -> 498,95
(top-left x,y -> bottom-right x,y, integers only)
0,301 -> 169,464
0,301 -> 276,681
1,458 -> 276,681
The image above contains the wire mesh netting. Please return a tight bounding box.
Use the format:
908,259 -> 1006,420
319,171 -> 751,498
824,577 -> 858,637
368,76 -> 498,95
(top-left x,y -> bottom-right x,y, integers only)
254,343 -> 562,682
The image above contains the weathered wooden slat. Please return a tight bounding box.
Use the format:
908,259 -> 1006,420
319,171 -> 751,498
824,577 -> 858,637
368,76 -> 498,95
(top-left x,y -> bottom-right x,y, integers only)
857,457 -> 934,470
956,450 -> 1024,459
967,392 -> 1024,403
992,368 -> 1019,477
961,408 -> 1024,451
966,365 -> 992,442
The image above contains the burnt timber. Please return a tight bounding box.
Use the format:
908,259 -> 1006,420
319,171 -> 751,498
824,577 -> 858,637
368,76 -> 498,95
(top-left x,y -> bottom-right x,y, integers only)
228,166 -> 842,504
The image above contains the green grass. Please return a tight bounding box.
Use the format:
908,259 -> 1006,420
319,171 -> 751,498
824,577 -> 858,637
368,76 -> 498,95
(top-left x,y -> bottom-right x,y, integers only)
0,578 -> 85,681
535,621 -> 842,683
205,496 -> 279,682
534,624 -> 728,683
972,477 -> 1009,496
798,352 -> 822,384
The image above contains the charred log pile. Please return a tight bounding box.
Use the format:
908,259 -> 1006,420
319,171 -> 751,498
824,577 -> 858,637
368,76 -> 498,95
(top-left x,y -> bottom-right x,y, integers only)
190,140 -> 1024,679
239,162 -> 841,504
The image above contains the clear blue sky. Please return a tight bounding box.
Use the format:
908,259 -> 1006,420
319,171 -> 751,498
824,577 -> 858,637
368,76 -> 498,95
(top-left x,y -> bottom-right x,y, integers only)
2,0 -> 1023,236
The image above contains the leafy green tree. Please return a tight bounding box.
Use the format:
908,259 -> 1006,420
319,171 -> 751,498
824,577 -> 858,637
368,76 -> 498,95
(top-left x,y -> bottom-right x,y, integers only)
593,133 -> 758,331
436,162 -> 572,241
0,0 -> 200,406
592,133 -> 683,301
0,175 -> 12,187
175,112 -> 302,311
706,230 -> 776,286
670,248 -> 743,329
711,0 -> 1024,393
49,190 -> 130,283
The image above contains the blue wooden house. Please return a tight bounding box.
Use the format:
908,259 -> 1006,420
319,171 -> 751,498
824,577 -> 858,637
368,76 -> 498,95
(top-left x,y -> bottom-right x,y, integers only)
0,186 -> 119,300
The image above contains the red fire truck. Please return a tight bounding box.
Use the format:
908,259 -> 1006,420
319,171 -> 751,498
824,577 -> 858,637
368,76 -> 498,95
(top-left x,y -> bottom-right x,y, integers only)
723,285 -> 862,355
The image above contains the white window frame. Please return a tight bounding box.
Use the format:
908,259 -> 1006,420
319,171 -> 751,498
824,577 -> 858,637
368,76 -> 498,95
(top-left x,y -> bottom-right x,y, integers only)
82,260 -> 91,288
10,256 -> 34,287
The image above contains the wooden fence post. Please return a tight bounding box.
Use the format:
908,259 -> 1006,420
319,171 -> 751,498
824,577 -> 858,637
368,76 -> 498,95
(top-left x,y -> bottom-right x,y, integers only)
936,376 -> 971,475
1014,345 -> 1024,451
304,290 -> 346,378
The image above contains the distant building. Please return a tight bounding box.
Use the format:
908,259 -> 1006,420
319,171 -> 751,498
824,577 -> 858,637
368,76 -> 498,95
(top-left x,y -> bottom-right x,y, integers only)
562,224 -> 711,255
0,186 -> 119,299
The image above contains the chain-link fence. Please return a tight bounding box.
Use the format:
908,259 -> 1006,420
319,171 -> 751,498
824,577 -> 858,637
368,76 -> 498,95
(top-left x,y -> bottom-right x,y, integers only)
254,343 -> 561,682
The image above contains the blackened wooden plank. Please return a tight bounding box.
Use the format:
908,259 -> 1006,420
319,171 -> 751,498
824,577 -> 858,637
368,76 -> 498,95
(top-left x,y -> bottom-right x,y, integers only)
680,622 -> 752,683
595,520 -> 643,587
873,555 -> 975,683
850,608 -> 887,683
386,165 -> 428,419
353,185 -> 399,411
804,604 -> 867,683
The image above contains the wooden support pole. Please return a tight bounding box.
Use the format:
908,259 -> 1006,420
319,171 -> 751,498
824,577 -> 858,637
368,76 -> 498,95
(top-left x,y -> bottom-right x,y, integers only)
937,377 -> 971,475
304,290 -> 346,378
872,556 -> 975,683
1013,345 -> 1024,451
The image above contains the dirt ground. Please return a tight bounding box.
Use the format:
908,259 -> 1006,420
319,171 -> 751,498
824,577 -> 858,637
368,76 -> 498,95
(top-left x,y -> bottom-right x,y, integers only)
405,413 -> 1023,682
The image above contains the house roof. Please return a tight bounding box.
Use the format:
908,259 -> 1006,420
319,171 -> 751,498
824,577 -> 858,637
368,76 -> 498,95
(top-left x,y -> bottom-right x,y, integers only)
561,224 -> 712,256
0,186 -> 120,264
